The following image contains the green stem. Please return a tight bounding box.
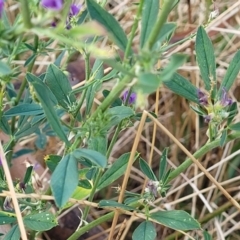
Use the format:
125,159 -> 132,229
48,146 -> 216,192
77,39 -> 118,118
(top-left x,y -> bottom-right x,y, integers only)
123,0 -> 144,61
7,35 -> 39,162
89,74 -> 132,120
73,53 -> 91,119
106,122 -> 122,158
19,0 -> 32,29
167,132 -> 240,183
145,0 -> 176,50
82,169 -> 103,219
67,212 -> 114,240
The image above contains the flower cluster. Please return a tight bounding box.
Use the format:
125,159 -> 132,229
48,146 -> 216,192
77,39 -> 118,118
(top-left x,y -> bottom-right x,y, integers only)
41,0 -> 81,29
122,90 -> 137,105
143,180 -> 161,203
41,0 -> 63,11
197,88 -> 233,124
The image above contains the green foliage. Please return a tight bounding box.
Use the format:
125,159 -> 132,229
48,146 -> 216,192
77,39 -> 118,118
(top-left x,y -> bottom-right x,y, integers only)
136,72 -> 162,94
86,0 -> 129,52
196,26 -> 216,93
3,225 -> 20,240
163,73 -> 199,103
3,0 -> 239,239
150,210 -> 201,231
140,0 -> 159,48
132,221 -> 156,240
45,64 -> 76,111
159,148 -> 168,181
98,153 -> 135,190
4,103 -> 43,117
50,154 -> 79,208
26,73 -> 70,146
139,158 -> 157,181
23,212 -> 57,231
98,200 -> 135,211
73,148 -> 107,168
44,155 -> 62,172
218,50 -> 240,95
0,211 -> 17,224
159,54 -> 187,81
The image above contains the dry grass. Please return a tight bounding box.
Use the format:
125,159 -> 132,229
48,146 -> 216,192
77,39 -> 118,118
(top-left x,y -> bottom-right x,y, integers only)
3,0 -> 240,239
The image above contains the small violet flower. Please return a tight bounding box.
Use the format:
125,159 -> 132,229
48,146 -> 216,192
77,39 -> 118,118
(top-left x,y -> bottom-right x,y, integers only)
220,88 -> 233,107
203,114 -> 212,123
0,0 -> 4,18
122,90 -> 137,105
197,89 -> 208,106
144,180 -> 160,198
66,4 -> 81,29
41,0 -> 63,11
69,4 -> 81,17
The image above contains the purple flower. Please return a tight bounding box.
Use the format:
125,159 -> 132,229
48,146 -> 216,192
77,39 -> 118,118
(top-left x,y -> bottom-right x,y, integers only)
221,88 -> 233,107
69,4 -> 81,17
203,115 -> 211,123
0,0 -> 4,17
66,4 -> 81,29
122,90 -> 136,105
197,89 -> 208,106
145,180 -> 159,197
41,0 -> 63,11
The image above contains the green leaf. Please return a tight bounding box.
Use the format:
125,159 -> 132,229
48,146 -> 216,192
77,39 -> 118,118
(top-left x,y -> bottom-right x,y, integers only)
0,116 -> 11,135
24,212 -> 57,231
45,64 -> 76,110
220,129 -> 227,147
88,136 -> 108,155
229,122 -> 240,131
0,211 -> 16,224
91,59 -> 104,80
132,221 -> 157,240
85,81 -> 101,115
26,73 -> 70,146
35,133 -> 47,150
50,154 -> 78,207
73,148 -> 107,168
3,224 -> 20,240
45,155 -> 63,173
102,89 -> 122,107
23,166 -> 33,185
150,210 -> 200,231
4,103 -> 43,117
135,72 -> 162,94
140,0 -> 159,48
0,61 -> 11,75
163,73 -> 199,103
24,54 -> 37,67
190,105 -> 207,116
101,69 -> 118,81
98,153 -> 134,190
78,179 -> 92,189
219,50 -> 240,95
139,158 -> 157,181
159,148 -> 168,181
160,54 -> 187,81
98,200 -> 135,211
227,102 -> 238,125
86,0 -> 128,51
196,26 -> 216,91
105,106 -> 135,129
15,122 -> 40,140
153,23 -> 176,49
203,230 -> 212,240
